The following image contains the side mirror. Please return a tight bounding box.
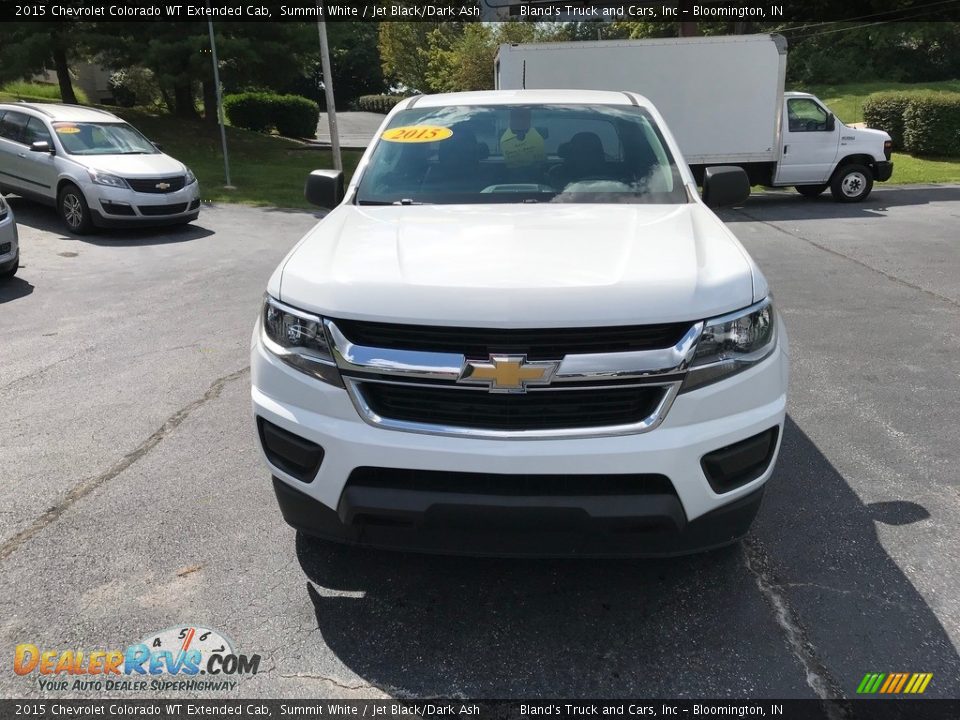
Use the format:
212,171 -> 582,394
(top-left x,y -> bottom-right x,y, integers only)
31,140 -> 54,154
152,141 -> 163,151
702,166 -> 750,208
305,169 -> 344,209
826,113 -> 836,132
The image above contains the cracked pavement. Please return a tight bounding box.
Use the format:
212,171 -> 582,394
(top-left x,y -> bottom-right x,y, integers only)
0,187 -> 958,699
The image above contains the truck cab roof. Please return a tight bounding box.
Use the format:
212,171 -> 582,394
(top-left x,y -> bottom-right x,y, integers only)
403,89 -> 651,110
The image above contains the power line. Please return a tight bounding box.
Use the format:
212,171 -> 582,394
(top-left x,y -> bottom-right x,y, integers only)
777,0 -> 960,33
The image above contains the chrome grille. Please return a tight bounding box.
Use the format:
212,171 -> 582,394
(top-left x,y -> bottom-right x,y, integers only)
328,318 -> 702,439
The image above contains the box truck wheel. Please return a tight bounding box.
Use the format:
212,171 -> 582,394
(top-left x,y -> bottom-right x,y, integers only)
830,164 -> 873,202
795,184 -> 827,198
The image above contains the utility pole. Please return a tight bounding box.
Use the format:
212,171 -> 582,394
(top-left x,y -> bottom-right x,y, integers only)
316,5 -> 342,172
206,15 -> 234,189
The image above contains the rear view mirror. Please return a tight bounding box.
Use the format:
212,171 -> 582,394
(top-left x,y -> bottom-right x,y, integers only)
701,166 -> 750,208
826,113 -> 836,132
31,141 -> 53,154
305,169 -> 344,209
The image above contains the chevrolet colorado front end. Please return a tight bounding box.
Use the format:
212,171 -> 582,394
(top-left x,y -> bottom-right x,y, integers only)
251,90 -> 789,556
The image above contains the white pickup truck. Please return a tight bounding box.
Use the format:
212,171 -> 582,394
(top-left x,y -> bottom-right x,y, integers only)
251,89 -> 789,556
496,35 -> 893,202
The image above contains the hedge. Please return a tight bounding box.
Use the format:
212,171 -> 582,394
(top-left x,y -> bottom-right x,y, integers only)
223,92 -> 274,132
862,93 -> 911,149
223,92 -> 320,138
356,95 -> 409,114
902,93 -> 960,157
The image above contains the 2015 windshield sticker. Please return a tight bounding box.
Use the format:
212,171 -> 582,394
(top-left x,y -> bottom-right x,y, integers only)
54,125 -> 80,134
381,125 -> 453,143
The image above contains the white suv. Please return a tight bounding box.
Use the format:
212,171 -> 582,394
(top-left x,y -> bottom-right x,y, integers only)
0,103 -> 200,234
252,90 -> 789,557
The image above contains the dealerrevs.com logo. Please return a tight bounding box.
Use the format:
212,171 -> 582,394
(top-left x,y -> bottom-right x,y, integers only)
14,626 -> 261,692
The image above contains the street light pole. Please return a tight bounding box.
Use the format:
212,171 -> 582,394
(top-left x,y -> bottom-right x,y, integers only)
206,15 -> 234,189
316,6 -> 342,172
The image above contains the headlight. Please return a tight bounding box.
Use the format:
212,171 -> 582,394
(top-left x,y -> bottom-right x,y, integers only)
185,168 -> 197,185
682,298 -> 776,392
261,296 -> 342,386
88,170 -> 128,189
0,195 -> 7,220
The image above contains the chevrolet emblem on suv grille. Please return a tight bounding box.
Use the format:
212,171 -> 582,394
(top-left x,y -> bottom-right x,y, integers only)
155,182 -> 171,190
458,355 -> 559,393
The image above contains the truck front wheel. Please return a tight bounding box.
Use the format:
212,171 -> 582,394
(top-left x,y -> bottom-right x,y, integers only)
796,184 -> 827,198
830,164 -> 873,203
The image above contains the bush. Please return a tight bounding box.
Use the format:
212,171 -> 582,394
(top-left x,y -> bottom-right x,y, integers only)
223,92 -> 319,138
271,95 -> 320,138
223,92 -> 274,133
356,94 -> 409,114
902,93 -> 960,156
863,93 -> 911,149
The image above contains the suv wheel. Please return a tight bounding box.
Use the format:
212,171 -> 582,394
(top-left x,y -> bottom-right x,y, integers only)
830,164 -> 873,203
58,184 -> 94,234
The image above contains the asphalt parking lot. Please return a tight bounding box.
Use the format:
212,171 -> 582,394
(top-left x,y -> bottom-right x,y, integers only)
1,186 -> 958,700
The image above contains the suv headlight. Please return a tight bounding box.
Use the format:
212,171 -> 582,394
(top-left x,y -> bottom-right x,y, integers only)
88,170 -> 129,189
682,298 -> 776,392
261,296 -> 342,386
185,168 -> 197,185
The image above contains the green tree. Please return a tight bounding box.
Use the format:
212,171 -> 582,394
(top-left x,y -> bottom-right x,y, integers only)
0,22 -> 86,103
423,22 -> 564,93
378,22 -> 451,92
90,22 -> 314,119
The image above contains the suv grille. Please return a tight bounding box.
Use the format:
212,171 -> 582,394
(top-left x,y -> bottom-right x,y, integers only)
335,319 -> 690,360
359,382 -> 665,431
127,176 -> 186,194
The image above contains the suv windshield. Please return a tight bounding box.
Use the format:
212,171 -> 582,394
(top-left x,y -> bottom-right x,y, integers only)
53,121 -> 158,156
356,104 -> 687,205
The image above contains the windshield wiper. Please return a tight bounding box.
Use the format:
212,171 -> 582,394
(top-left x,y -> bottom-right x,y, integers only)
392,198 -> 428,205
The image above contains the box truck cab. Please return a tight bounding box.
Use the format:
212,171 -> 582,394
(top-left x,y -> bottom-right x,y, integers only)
496,35 -> 892,202
777,91 -> 892,199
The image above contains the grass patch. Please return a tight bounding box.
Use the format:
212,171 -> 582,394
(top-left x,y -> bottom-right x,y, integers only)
890,152 -> 960,184
795,80 -> 960,124
0,81 -> 89,104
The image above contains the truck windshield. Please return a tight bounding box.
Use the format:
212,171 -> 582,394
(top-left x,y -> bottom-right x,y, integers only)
356,104 -> 688,205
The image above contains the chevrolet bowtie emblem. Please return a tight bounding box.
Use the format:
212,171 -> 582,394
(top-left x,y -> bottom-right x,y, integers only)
458,355 -> 559,393
155,182 -> 171,190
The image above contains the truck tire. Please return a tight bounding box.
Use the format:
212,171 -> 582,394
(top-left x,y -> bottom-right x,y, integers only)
795,184 -> 827,198
830,164 -> 873,203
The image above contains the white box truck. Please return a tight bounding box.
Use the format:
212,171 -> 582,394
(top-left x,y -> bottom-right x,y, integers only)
496,34 -> 893,202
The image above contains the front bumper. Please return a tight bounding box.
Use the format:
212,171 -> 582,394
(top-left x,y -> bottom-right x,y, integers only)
85,181 -> 200,227
251,324 -> 789,556
0,210 -> 18,271
873,160 -> 893,182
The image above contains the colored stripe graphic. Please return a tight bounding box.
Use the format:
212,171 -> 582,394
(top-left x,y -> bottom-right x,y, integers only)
857,672 -> 932,694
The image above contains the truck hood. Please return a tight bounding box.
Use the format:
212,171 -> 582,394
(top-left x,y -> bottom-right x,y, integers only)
79,153 -> 186,178
277,203 -> 760,327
